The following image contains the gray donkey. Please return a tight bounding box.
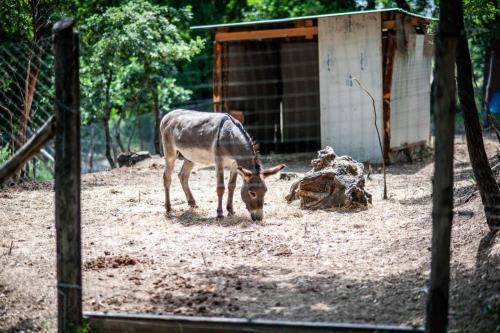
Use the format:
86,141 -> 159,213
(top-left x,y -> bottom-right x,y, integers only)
160,109 -> 286,221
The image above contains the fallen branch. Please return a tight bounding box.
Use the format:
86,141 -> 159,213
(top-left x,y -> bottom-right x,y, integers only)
0,115 -> 56,184
353,77 -> 387,199
200,252 -> 209,268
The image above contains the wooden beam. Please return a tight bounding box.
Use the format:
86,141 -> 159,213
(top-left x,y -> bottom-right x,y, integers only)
53,18 -> 82,333
382,20 -> 395,30
0,115 -> 55,184
295,19 -> 314,27
389,140 -> 427,152
383,18 -> 429,31
382,31 -> 396,163
221,41 -> 229,113
213,41 -> 222,112
215,26 -> 318,42
84,312 -> 424,333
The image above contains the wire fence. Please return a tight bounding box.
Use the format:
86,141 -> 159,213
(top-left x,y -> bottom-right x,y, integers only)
1,24 -> 435,178
0,37 -> 55,181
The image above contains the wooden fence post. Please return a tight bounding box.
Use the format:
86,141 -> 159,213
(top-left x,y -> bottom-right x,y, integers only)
425,1 -> 458,332
53,18 -> 82,333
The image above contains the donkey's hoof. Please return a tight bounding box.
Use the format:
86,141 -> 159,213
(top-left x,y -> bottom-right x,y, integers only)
188,200 -> 198,208
227,209 -> 235,216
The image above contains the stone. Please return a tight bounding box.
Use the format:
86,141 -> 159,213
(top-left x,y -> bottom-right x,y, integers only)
117,151 -> 152,167
286,146 -> 371,210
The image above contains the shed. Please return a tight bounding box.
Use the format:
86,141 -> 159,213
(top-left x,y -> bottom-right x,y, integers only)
192,8 -> 434,162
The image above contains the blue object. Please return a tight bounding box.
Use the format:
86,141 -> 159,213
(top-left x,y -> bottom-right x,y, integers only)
490,90 -> 500,114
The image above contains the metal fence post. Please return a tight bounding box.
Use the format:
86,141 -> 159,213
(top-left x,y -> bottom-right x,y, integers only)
53,18 -> 82,333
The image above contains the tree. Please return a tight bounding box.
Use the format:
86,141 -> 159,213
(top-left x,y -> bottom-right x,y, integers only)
0,0 -> 66,179
425,0 -> 459,330
242,0 -> 357,21
456,0 -> 498,123
81,0 -> 203,166
456,0 -> 500,231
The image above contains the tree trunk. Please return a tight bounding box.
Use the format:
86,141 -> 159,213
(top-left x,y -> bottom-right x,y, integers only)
17,59 -> 40,150
456,2 -> 500,231
483,46 -> 493,126
32,159 -> 37,179
153,89 -> 161,155
127,114 -> 139,153
114,108 -> 126,153
103,71 -> 116,169
7,105 -> 14,153
16,0 -> 48,151
103,111 -> 115,169
87,124 -> 96,173
425,0 -> 459,331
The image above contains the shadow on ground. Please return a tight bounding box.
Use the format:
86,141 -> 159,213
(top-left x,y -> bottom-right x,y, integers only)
100,231 -> 498,333
0,319 -> 40,333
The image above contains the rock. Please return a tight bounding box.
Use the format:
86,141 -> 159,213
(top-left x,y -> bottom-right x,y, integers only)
279,172 -> 299,180
117,151 -> 151,167
286,146 -> 371,210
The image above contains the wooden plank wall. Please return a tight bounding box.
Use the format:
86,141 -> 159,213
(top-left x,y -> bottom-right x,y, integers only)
280,39 -> 321,151
318,13 -> 384,163
226,41 -> 281,153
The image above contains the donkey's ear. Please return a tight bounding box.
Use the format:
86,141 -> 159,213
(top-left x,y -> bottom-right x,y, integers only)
237,166 -> 253,181
262,164 -> 286,178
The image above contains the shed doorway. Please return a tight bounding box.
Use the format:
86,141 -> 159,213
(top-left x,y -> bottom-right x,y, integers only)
225,37 -> 320,154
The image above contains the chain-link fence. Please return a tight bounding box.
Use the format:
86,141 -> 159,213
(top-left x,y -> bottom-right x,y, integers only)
0,37 -> 55,181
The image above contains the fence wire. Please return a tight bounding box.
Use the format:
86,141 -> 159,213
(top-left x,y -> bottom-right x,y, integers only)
0,37 -> 55,181
1,32 -> 435,176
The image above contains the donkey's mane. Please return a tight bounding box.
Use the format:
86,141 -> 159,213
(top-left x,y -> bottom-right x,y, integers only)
250,139 -> 262,173
227,114 -> 262,173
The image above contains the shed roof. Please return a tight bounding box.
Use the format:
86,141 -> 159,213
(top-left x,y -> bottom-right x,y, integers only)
191,8 -> 433,30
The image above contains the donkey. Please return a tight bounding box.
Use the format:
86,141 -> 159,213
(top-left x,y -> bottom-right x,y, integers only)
160,109 -> 286,221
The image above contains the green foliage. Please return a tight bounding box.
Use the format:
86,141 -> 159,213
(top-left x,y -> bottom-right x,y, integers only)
462,0 -> 499,114
0,145 -> 10,165
79,0 -> 204,125
0,0 -> 72,41
464,0 -> 498,26
243,0 -> 357,21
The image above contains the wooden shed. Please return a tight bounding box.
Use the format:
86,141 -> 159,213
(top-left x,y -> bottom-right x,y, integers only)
192,8 -> 433,162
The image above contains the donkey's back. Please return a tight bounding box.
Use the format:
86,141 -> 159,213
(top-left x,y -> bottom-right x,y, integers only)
160,109 -> 229,165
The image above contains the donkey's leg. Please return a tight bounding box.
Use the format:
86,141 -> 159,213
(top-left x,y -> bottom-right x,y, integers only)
178,159 -> 196,208
226,164 -> 238,216
163,146 -> 176,213
215,159 -> 225,219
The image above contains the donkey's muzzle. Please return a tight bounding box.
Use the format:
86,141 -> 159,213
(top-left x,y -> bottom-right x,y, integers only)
251,210 -> 263,221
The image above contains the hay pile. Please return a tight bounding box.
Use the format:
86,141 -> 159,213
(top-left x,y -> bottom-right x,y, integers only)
286,146 -> 371,209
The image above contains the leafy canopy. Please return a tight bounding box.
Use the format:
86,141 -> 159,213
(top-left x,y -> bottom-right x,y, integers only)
79,0 -> 204,123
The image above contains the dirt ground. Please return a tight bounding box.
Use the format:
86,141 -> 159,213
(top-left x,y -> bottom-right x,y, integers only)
1,137 -> 499,333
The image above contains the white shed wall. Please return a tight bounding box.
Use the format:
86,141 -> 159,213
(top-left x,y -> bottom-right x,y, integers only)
390,34 -> 432,149
318,13 -> 384,163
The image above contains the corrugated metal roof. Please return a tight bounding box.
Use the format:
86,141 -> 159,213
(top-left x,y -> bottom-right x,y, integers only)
191,8 -> 434,30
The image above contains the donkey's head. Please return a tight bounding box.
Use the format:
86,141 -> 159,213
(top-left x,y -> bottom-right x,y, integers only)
237,164 -> 286,221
